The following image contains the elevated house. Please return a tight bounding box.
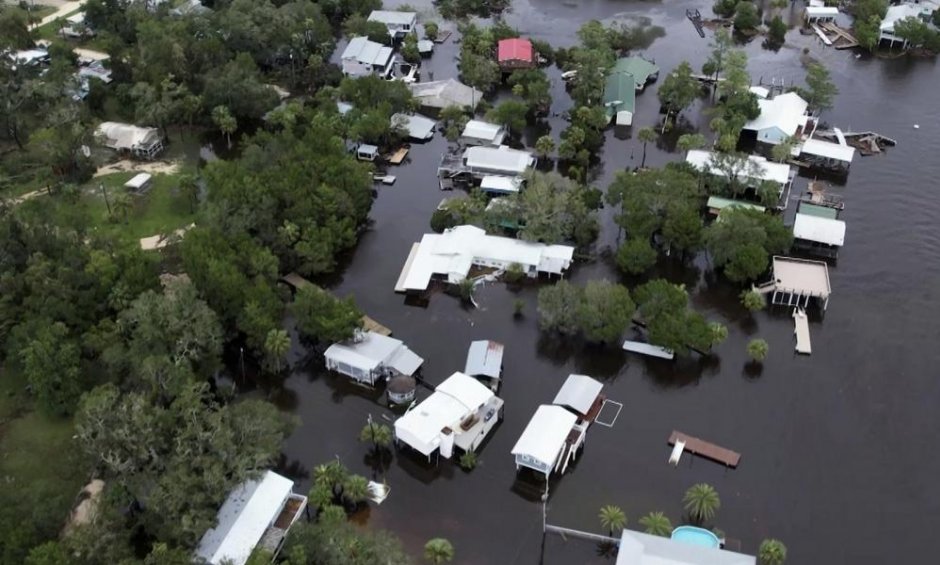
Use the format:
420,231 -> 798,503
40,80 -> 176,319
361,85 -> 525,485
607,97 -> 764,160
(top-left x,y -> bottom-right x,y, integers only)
879,1 -> 939,47
552,374 -> 605,423
497,38 -> 537,70
95,121 -> 164,159
323,330 -> 424,386
796,137 -> 855,172
755,256 -> 831,310
511,405 -> 584,477
410,79 -> 483,111
341,36 -> 394,78
792,200 -> 846,257
742,92 -> 813,146
438,145 -> 535,190
394,372 -> 504,461
616,528 -> 756,565
367,10 -> 417,40
464,340 -> 505,391
460,120 -> 507,147
395,225 -> 574,293
194,471 -> 307,565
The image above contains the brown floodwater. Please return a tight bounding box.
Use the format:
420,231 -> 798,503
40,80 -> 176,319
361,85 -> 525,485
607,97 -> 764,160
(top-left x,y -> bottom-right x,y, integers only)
255,0 -> 940,562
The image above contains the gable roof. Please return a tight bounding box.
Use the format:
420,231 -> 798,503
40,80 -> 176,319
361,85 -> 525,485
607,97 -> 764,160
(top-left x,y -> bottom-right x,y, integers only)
552,374 -> 603,416
410,79 -> 483,109
613,56 -> 659,84
743,92 -> 809,137
793,213 -> 846,246
497,38 -> 534,63
511,405 -> 577,465
368,10 -> 417,26
341,36 -> 393,67
464,340 -> 504,379
603,72 -> 636,115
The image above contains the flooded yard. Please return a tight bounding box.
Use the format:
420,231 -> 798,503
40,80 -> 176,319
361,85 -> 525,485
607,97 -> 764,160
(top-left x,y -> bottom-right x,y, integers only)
258,0 -> 940,562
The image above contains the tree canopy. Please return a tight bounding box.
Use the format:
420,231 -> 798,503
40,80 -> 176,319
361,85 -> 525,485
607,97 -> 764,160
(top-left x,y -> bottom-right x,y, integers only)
538,280 -> 635,344
705,208 -> 792,282
634,280 -> 714,355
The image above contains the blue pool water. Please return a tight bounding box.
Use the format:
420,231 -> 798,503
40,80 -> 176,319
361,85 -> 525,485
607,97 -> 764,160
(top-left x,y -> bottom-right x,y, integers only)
670,526 -> 720,548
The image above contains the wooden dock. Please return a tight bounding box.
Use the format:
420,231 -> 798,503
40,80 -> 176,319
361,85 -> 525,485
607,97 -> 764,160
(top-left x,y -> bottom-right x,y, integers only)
668,431 -> 741,468
817,21 -> 858,49
793,308 -> 811,354
362,315 -> 391,336
388,147 -> 409,165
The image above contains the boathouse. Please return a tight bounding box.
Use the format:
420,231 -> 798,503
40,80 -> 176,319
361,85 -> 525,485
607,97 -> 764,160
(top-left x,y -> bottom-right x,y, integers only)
394,225 -> 575,292
759,256 -> 831,310
792,211 -> 846,255
497,38 -> 536,70
616,528 -> 756,565
742,92 -> 812,146
96,122 -> 164,159
552,374 -> 604,422
194,471 -> 308,565
464,340 -> 505,391
798,138 -> 855,171
460,120 -> 507,147
394,372 -> 504,460
340,36 -> 393,78
323,331 -> 424,386
391,113 -> 437,140
367,10 -> 417,40
511,405 -> 584,477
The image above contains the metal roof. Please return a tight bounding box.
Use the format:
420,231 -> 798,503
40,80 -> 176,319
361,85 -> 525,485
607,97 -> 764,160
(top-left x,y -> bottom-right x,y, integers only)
394,372 -> 494,455
410,79 -> 482,109
800,138 -> 855,163
511,405 -> 577,466
341,36 -> 393,67
323,331 -> 406,372
195,471 -> 293,565
603,71 -> 636,116
612,56 -> 659,84
617,529 -> 756,565
793,213 -> 846,247
461,120 -> 506,145
391,113 -> 436,140
464,340 -> 504,379
798,202 -> 839,219
463,146 -> 534,175
497,38 -> 535,63
686,150 -> 791,186
707,196 -> 766,213
480,175 -> 522,194
552,374 -> 603,416
368,10 -> 417,26
743,92 -> 809,137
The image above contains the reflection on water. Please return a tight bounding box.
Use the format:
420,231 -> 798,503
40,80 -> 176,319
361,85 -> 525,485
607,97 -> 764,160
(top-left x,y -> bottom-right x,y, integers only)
248,0 -> 940,562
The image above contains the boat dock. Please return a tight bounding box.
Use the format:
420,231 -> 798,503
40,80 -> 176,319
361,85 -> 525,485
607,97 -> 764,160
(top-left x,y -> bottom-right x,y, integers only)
388,147 -> 409,165
362,315 -> 392,337
668,431 -> 741,468
793,308 -> 811,354
815,21 -> 858,49
686,9 -> 705,38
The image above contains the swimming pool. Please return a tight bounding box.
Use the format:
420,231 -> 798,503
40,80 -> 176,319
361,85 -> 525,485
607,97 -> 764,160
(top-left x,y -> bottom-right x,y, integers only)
670,526 -> 720,548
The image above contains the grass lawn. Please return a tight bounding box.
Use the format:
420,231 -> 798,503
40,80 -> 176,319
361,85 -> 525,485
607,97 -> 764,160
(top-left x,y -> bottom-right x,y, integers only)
83,171 -> 198,242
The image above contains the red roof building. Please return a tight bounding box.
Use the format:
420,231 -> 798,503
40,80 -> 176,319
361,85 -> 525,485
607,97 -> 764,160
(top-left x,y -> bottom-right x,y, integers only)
497,38 -> 536,70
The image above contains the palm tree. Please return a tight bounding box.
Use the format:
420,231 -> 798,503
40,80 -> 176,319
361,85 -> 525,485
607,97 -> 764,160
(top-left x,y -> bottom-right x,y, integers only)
111,191 -> 131,223
747,338 -> 769,362
423,538 -> 455,564
683,483 -> 721,523
535,135 -> 555,159
211,105 -> 237,148
598,505 -> 627,536
676,133 -> 707,154
638,511 -> 673,537
342,474 -> 370,507
759,539 -> 787,565
263,329 -> 291,373
637,127 -> 657,168
177,173 -> 199,212
359,420 -> 393,454
314,460 -> 349,496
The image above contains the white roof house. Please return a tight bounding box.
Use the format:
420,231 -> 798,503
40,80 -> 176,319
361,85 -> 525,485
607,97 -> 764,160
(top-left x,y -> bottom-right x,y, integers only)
395,372 -> 503,459
324,331 -> 424,386
340,36 -> 393,78
410,79 -> 483,110
195,471 -> 307,565
463,146 -> 535,176
686,150 -> 792,187
880,1 -> 938,44
793,213 -> 846,247
395,225 -> 575,292
799,138 -> 855,164
616,529 -> 756,565
479,175 -> 523,194
368,10 -> 417,38
804,5 -> 840,22
511,405 -> 581,477
95,122 -> 164,158
391,113 -> 437,140
464,340 -> 504,380
461,120 -> 507,147
743,92 -> 810,145
552,374 -> 603,418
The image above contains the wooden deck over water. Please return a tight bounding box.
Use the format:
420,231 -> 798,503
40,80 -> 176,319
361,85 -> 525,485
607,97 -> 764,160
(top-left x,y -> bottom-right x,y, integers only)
668,431 -> 741,467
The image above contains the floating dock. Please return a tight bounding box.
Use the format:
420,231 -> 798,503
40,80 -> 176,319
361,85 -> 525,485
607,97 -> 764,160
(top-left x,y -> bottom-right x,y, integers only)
388,147 -> 409,165
668,431 -> 741,468
793,308 -> 811,354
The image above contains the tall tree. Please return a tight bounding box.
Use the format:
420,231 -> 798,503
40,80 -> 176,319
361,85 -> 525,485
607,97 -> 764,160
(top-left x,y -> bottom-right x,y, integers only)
290,285 -> 362,343
598,505 -> 627,536
264,328 -> 291,373
657,62 -> 701,123
485,99 -> 529,136
637,127 -> 657,168
803,62 -> 839,112
639,511 -> 673,537
577,280 -> 635,344
19,322 -> 83,417
705,207 -> 792,282
683,483 -> 721,523
212,105 -> 238,148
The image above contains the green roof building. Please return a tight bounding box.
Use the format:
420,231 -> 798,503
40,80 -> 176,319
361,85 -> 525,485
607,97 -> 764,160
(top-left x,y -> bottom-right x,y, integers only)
603,72 -> 637,126
612,56 -> 660,91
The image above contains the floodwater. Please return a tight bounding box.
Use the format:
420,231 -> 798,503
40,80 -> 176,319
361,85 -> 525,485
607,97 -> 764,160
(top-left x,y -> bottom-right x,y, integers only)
265,0 -> 940,562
